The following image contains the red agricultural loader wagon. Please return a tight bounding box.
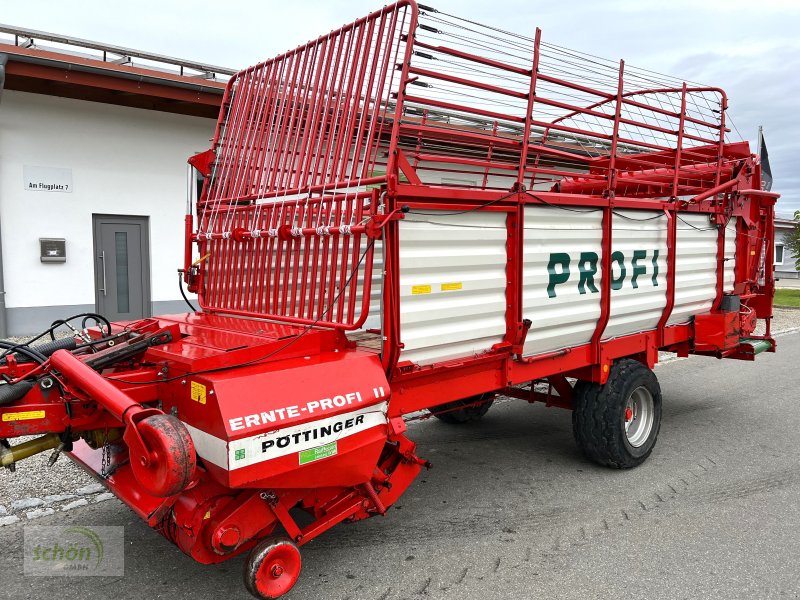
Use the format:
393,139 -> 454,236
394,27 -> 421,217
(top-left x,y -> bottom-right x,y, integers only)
0,2 -> 778,597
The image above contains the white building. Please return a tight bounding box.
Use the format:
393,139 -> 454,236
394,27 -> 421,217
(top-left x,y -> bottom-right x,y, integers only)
0,25 -> 234,336
774,216 -> 799,280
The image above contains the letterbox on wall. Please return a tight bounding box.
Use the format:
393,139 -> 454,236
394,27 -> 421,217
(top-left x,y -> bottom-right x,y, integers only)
39,238 -> 66,263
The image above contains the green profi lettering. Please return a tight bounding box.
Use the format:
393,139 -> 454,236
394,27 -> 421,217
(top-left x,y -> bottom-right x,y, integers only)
631,250 -> 647,289
578,251 -> 599,295
547,253 -> 571,298
610,251 -> 626,290
651,250 -> 659,286
543,248 -> 661,298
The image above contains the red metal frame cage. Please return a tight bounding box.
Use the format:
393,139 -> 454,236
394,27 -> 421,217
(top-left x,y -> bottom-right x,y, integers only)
185,0 -> 777,377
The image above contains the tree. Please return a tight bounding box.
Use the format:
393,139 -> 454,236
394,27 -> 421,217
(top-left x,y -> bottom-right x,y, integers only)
787,210 -> 800,271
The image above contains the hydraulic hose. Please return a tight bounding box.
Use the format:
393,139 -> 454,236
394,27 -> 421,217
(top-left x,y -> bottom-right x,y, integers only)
0,340 -> 47,364
0,337 -> 77,365
0,379 -> 35,406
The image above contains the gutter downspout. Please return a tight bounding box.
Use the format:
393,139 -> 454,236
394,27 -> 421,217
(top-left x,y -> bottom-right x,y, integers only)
0,53 -> 8,338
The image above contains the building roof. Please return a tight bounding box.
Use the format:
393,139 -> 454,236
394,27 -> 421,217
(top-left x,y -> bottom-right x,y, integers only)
0,24 -> 234,118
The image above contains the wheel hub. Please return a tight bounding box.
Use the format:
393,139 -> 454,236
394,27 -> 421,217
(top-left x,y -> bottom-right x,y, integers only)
247,538 -> 302,599
623,386 -> 655,448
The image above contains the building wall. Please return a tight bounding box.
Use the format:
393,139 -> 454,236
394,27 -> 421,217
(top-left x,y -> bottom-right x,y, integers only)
775,224 -> 799,279
0,90 -> 213,335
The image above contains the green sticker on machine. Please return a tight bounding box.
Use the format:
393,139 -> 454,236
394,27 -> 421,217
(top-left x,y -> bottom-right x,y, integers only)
235,449 -> 246,461
299,441 -> 338,465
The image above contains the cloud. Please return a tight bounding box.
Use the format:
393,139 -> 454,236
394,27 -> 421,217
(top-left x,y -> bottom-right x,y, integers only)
668,44 -> 800,214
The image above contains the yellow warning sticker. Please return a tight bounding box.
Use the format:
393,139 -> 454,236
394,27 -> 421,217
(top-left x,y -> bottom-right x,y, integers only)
191,381 -> 207,405
2,410 -> 45,422
441,282 -> 463,292
411,284 -> 432,295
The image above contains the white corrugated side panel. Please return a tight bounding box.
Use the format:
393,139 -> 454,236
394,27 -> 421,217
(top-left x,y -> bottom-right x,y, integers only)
668,213 -> 718,325
602,210 -> 668,340
398,211 -> 507,365
724,218 -> 737,293
522,206 -> 603,356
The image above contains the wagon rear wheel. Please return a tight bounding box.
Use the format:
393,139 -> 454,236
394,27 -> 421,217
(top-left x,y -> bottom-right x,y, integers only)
243,536 -> 302,599
429,393 -> 495,424
572,359 -> 662,468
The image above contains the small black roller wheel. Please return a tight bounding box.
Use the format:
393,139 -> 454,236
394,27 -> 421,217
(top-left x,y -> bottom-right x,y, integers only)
572,359 -> 662,469
243,536 -> 302,599
429,393 -> 494,424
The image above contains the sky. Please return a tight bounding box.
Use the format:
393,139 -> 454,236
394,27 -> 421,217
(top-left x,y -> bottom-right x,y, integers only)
4,0 -> 799,216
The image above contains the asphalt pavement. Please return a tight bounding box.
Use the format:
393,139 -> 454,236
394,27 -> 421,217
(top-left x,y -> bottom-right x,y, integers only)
1,332 -> 799,600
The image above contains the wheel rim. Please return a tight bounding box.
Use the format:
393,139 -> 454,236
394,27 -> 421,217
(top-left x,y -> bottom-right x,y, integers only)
623,386 -> 654,448
254,543 -> 301,598
131,415 -> 196,497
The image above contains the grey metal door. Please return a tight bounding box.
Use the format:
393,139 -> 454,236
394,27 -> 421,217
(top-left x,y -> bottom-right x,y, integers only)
93,215 -> 150,321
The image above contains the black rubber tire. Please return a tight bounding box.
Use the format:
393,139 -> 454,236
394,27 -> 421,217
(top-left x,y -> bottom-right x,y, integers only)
572,359 -> 662,469
429,393 -> 494,424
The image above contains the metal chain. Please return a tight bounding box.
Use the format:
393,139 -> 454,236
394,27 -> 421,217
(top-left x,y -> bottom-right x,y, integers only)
100,427 -> 110,479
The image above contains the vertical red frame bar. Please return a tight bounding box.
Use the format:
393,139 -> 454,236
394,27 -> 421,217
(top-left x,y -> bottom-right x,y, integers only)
378,1 -> 418,370
384,2 -> 420,187
712,89 -> 730,312
657,84 -> 686,345
657,209 -> 677,347
590,59 -> 625,377
516,28 -> 541,189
